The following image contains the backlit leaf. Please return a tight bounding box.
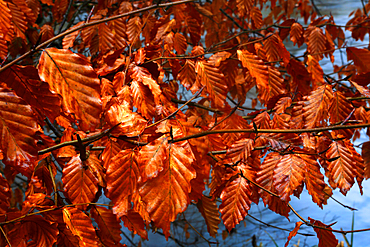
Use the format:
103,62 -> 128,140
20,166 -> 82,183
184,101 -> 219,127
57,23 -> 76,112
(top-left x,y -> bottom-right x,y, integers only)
306,55 -> 325,89
139,142 -> 196,239
122,209 -> 148,240
63,207 -> 100,246
307,27 -> 326,61
106,149 -> 140,217
273,154 -> 305,202
195,61 -> 228,108
0,65 -> 61,122
62,155 -> 99,210
0,0 -> 13,41
290,22 -> 304,47
219,176 -> 254,231
130,79 -> 156,119
303,154 -> 326,208
174,32 -> 187,55
178,60 -> 196,90
38,48 -> 102,131
285,221 -> 304,247
302,85 -> 333,128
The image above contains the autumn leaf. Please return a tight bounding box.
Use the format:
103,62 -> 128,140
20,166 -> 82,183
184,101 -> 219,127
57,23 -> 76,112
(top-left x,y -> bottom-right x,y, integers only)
309,217 -> 338,247
0,173 -> 10,214
347,47 -> 370,73
63,207 -> 100,246
106,149 -> 140,217
122,209 -> 148,240
195,61 -> 228,108
219,176 -> 255,231
285,221 -> 304,247
302,84 -> 333,128
197,195 -> 221,237
91,206 -> 124,246
0,87 -> 41,177
139,142 -> 196,239
307,27 -> 326,61
62,155 -> 99,210
306,55 -> 325,89
38,48 -> 102,131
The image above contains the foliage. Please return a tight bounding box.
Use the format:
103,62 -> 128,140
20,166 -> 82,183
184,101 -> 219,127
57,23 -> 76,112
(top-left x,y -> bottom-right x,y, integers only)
0,0 -> 369,246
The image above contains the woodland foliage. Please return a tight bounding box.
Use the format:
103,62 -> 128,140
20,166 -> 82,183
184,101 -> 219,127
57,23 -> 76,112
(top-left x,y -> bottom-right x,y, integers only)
1,0 -> 370,246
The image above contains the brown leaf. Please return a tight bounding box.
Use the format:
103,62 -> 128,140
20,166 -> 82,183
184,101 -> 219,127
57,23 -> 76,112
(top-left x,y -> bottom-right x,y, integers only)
347,47 -> 370,73
91,206 -> 124,246
0,87 -> 41,177
309,217 -> 338,247
197,196 -> 221,238
122,209 -> 148,240
285,221 -> 304,247
307,27 -> 326,61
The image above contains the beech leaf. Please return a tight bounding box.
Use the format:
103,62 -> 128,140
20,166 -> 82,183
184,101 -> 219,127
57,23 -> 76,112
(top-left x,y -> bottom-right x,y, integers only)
38,48 -> 102,131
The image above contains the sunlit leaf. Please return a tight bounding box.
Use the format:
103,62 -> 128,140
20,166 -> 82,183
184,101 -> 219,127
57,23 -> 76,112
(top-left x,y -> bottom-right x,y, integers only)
302,85 -> 333,128
306,55 -> 325,89
130,79 -> 156,119
8,2 -> 27,40
139,142 -> 196,239
63,207 -> 100,246
0,0 -> 13,41
174,32 -> 187,55
38,48 -> 102,131
347,47 -> 370,73
307,27 -> 326,61
62,155 -> 99,210
290,22 -> 304,47
106,149 -> 140,217
219,176 -> 254,231
178,60 -> 196,90
195,61 -> 228,108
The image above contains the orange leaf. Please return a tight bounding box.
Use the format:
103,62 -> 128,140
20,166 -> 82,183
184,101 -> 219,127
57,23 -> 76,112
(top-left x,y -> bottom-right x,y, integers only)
130,79 -> 156,119
290,22 -> 304,47
174,32 -> 187,55
106,103 -> 147,137
138,135 -> 169,182
236,0 -> 253,17
285,221 -> 304,247
309,217 -> 338,247
350,80 -> 370,98
0,0 -> 13,41
362,141 -> 370,179
62,155 -> 99,210
273,154 -> 305,202
139,142 -> 196,239
63,207 -> 100,246
8,215 -> 58,246
38,48 -> 102,131
122,209 -> 148,240
208,51 -> 232,67
106,149 -> 140,217
197,195 -> 221,238
177,60 -> 196,90
8,2 -> 27,40
126,16 -> 142,46
306,55 -> 325,89
250,6 -> 262,29
302,85 -> 333,128
226,138 -> 254,164
90,206 -> 124,246
256,152 -> 290,217
101,138 -> 122,170
307,27 -> 326,61
328,91 -> 355,138
0,87 -> 41,177
196,61 -> 228,108
273,97 -> 292,114
303,154 -> 326,208
219,176 -> 254,231
98,23 -> 116,54
347,47 -> 370,73
326,139 -> 364,195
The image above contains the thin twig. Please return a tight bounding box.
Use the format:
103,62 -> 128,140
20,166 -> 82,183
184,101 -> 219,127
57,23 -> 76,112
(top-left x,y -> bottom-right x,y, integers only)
247,214 -> 314,236
182,214 -> 217,245
171,123 -> 370,143
0,225 -> 11,247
